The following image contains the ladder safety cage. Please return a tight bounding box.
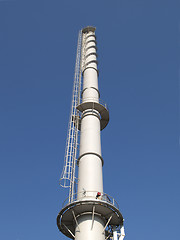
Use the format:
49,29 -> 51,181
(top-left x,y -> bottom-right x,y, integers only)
60,30 -> 83,203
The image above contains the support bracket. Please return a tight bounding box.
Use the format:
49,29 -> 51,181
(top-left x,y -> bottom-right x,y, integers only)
91,205 -> 95,230
72,210 -> 80,232
62,223 -> 75,239
102,215 -> 112,233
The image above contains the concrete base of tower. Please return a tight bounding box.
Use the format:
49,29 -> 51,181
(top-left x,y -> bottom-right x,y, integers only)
75,214 -> 105,240
57,198 -> 123,239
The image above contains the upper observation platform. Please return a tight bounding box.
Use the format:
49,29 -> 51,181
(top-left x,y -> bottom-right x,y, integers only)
82,26 -> 96,33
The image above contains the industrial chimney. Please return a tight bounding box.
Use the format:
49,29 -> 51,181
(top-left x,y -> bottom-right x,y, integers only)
57,26 -> 125,240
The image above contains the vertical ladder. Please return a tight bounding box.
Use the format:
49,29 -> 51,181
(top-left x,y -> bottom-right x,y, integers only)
60,30 -> 83,203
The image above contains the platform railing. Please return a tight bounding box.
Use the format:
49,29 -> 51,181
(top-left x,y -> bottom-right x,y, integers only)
62,191 -> 119,209
80,97 -> 109,111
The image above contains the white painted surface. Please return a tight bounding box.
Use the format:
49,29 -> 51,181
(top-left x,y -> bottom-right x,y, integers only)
119,226 -> 125,240
76,28 -> 105,240
78,29 -> 103,195
113,226 -> 118,240
78,154 -> 103,194
83,69 -> 99,101
75,214 -> 105,240
83,33 -> 99,102
79,113 -> 102,156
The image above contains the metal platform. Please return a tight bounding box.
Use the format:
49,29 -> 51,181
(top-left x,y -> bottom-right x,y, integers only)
82,26 -> 96,33
77,99 -> 109,130
57,193 -> 123,239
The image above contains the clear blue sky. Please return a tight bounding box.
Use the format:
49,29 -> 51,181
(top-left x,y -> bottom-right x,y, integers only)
0,0 -> 179,240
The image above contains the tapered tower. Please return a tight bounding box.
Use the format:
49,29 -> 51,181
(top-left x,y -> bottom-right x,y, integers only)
57,26 -> 125,240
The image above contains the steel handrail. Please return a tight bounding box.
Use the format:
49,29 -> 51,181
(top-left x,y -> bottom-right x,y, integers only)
80,97 -> 109,111
62,191 -> 119,209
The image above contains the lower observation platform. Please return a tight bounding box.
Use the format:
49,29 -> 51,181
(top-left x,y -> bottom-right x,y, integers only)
57,192 -> 123,239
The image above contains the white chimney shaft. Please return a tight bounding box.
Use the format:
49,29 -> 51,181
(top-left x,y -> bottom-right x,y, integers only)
57,26 -> 124,240
75,27 -> 105,240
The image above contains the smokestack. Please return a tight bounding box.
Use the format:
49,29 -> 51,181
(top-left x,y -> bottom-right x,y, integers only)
57,26 -> 125,240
